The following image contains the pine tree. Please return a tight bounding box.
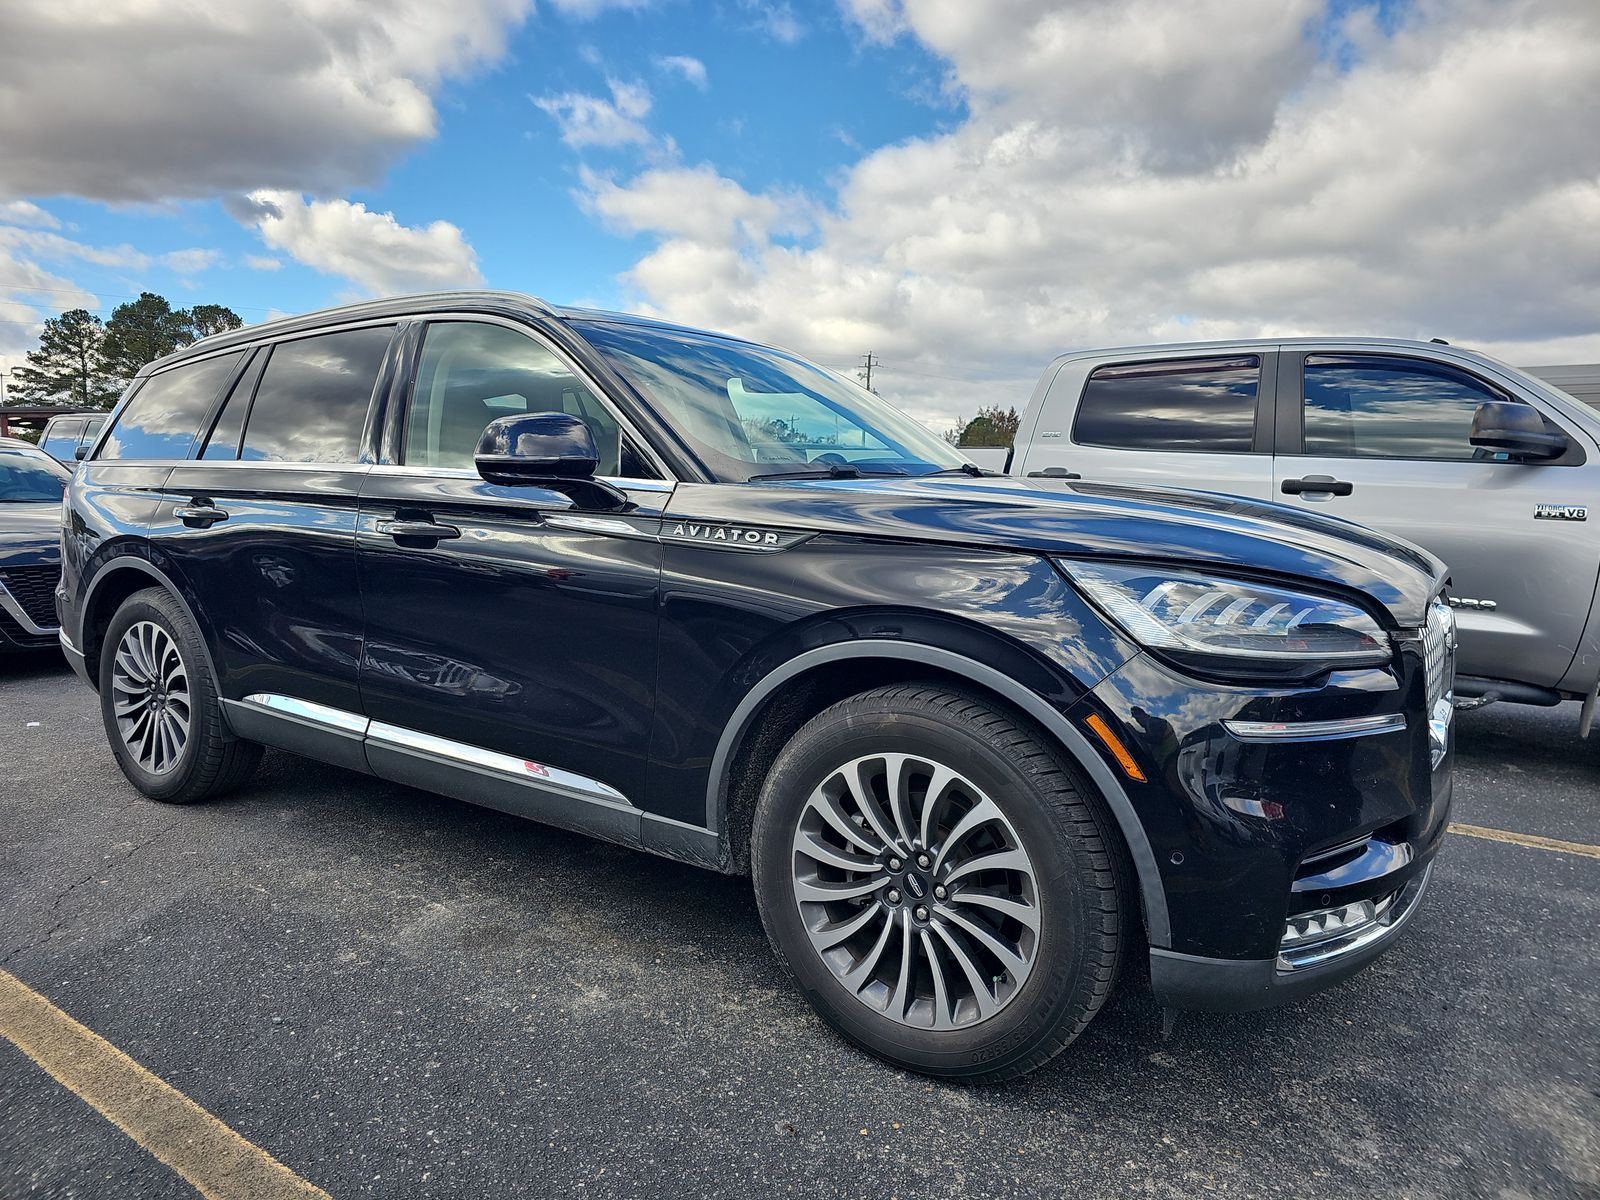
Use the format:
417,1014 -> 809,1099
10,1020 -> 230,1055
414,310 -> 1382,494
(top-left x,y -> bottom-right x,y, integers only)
9,309 -> 118,409
97,292 -> 195,387
189,304 -> 243,339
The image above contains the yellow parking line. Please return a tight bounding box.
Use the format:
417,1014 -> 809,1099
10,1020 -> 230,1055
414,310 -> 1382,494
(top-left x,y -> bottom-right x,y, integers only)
1450,822 -> 1600,860
0,968 -> 330,1200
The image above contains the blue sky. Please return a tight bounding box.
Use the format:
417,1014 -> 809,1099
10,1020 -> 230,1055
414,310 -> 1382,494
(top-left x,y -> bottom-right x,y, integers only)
2,1 -> 1597,426
4,3 -> 954,328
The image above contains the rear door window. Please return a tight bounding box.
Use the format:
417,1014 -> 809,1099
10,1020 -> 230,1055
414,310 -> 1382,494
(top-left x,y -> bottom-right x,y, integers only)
97,353 -> 244,461
1072,356 -> 1261,453
239,327 -> 393,464
1300,356 -> 1516,461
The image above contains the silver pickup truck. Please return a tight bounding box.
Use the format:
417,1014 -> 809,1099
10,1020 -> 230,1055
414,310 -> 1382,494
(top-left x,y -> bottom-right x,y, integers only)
981,338 -> 1600,726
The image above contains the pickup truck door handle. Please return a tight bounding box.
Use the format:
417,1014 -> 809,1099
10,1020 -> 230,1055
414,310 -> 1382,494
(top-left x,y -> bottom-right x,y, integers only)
1281,476 -> 1353,497
378,518 -> 461,545
174,502 -> 228,528
1027,467 -> 1082,480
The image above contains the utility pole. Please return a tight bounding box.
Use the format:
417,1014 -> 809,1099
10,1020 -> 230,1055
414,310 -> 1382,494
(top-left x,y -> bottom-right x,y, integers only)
857,351 -> 879,393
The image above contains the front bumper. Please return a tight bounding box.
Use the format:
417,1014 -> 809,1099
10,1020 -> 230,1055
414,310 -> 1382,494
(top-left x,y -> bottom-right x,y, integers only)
1070,612 -> 1452,1012
1148,861 -> 1434,1011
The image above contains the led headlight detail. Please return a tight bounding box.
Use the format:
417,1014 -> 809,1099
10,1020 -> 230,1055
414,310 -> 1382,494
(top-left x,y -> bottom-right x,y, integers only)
1061,561 -> 1389,666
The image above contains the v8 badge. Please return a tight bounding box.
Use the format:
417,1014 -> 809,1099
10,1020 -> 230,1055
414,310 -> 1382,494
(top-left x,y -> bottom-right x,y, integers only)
1534,503 -> 1588,521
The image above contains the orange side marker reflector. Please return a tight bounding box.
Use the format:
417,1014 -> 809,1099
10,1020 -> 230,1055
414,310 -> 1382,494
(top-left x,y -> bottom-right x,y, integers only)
1085,714 -> 1147,782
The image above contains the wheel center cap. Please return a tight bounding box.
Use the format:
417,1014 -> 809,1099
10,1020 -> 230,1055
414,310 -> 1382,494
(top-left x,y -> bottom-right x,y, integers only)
903,871 -> 928,900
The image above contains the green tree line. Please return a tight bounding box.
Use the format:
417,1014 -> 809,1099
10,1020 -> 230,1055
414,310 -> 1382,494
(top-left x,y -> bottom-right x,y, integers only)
943,404 -> 1021,448
8,293 -> 243,410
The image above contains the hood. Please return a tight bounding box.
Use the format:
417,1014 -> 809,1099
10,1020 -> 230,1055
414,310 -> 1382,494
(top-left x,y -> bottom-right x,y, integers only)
666,475 -> 1446,628
0,502 -> 64,563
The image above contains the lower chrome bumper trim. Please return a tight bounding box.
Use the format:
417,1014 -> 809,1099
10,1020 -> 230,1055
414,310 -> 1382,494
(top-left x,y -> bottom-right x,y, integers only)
1224,713 -> 1406,743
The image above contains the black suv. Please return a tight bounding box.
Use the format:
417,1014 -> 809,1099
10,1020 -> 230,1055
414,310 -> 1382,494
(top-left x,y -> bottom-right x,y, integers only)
59,292 -> 1454,1080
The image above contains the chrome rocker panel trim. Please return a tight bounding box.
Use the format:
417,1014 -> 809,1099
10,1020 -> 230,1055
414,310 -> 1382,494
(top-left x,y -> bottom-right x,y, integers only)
221,692 -> 721,870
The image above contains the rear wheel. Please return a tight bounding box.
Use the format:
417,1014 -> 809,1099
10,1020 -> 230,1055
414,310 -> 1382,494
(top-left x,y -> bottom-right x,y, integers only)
99,588 -> 261,804
751,684 -> 1126,1081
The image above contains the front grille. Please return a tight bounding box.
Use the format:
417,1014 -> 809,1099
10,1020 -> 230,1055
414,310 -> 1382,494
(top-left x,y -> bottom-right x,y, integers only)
0,564 -> 61,628
1422,598 -> 1456,768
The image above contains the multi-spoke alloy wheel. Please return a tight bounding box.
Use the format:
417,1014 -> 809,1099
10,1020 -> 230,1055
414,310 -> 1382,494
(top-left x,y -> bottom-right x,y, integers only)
99,589 -> 262,804
110,620 -> 191,775
791,752 -> 1040,1029
754,684 -> 1126,1081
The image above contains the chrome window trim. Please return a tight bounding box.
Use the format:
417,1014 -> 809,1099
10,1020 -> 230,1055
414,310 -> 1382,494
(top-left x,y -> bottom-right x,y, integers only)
1223,713 -> 1407,743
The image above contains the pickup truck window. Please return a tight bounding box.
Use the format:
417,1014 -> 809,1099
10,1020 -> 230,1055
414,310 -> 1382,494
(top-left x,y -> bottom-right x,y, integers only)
1073,356 -> 1259,453
1302,355 -> 1512,461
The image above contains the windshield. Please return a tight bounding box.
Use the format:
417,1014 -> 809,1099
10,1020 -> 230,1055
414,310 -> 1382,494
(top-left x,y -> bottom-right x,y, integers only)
0,447 -> 70,502
574,320 -> 970,482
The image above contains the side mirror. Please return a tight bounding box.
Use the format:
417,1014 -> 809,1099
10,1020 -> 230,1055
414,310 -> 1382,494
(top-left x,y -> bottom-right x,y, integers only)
1469,401 -> 1566,461
474,412 -> 628,510
73,444 -> 89,461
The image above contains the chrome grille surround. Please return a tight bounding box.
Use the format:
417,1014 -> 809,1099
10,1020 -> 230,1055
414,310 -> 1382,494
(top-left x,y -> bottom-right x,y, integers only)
1422,598 -> 1457,769
1277,864 -> 1432,972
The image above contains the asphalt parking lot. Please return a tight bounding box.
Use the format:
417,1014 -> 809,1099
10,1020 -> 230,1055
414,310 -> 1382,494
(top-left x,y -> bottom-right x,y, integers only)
2,652 -> 1596,1200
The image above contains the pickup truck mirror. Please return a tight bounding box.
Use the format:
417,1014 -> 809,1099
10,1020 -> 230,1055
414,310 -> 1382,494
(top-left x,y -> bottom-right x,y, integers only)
73,444 -> 89,461
474,412 -> 628,510
1469,401 -> 1567,461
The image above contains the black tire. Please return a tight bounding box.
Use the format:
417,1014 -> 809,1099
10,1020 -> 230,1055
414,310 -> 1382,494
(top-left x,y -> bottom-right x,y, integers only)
751,684 -> 1126,1082
98,587 -> 261,804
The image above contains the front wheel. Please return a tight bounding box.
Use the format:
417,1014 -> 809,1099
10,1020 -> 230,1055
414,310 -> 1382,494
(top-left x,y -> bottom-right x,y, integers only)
98,588 -> 261,804
751,684 -> 1127,1082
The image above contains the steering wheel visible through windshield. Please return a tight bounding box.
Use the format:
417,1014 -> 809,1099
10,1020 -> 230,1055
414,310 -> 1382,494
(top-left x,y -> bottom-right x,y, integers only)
0,446 -> 70,502
573,319 -> 971,482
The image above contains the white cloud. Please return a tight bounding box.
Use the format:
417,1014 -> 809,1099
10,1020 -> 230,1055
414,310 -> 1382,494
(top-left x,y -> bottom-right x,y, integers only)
0,225 -> 218,274
581,0 -> 1600,426
243,255 -> 284,272
0,201 -> 60,230
548,0 -> 655,15
534,78 -> 653,148
742,2 -> 806,44
0,0 -> 534,202
235,192 -> 483,295
655,54 -> 709,89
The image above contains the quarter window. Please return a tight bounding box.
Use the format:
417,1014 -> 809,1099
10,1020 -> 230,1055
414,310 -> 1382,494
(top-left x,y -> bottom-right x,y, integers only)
97,353 -> 243,461
1302,356 -> 1514,461
404,322 -> 637,477
1073,357 -> 1260,453
239,327 -> 393,464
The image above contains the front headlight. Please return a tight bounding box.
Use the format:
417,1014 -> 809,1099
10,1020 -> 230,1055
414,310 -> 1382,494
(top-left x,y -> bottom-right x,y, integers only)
1060,560 -> 1390,671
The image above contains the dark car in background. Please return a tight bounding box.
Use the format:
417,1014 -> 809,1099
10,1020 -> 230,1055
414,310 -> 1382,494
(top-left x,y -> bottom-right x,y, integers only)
58,292 -> 1453,1080
0,436 -> 69,653
39,413 -> 107,464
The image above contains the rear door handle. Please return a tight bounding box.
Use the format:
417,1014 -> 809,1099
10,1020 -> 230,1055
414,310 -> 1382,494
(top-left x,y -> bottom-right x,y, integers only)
1027,467 -> 1081,480
1281,476 -> 1353,497
174,503 -> 228,527
378,519 -> 461,545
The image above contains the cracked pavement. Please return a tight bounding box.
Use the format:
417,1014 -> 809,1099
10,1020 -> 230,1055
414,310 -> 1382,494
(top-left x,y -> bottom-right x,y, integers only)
2,652 -> 1597,1199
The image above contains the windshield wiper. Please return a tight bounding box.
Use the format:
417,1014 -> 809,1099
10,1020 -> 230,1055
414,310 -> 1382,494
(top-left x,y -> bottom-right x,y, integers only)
923,463 -> 990,478
746,462 -> 862,481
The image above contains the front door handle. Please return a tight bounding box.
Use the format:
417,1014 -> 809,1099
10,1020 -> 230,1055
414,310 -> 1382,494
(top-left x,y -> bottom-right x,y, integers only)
378,519 -> 461,546
1281,475 -> 1353,497
174,502 -> 228,528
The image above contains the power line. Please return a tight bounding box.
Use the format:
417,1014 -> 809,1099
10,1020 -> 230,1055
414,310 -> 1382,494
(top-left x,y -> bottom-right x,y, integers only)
857,351 -> 879,393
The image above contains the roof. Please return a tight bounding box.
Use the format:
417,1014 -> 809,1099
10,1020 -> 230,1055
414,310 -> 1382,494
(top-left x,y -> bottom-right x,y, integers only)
150,290 -> 560,374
